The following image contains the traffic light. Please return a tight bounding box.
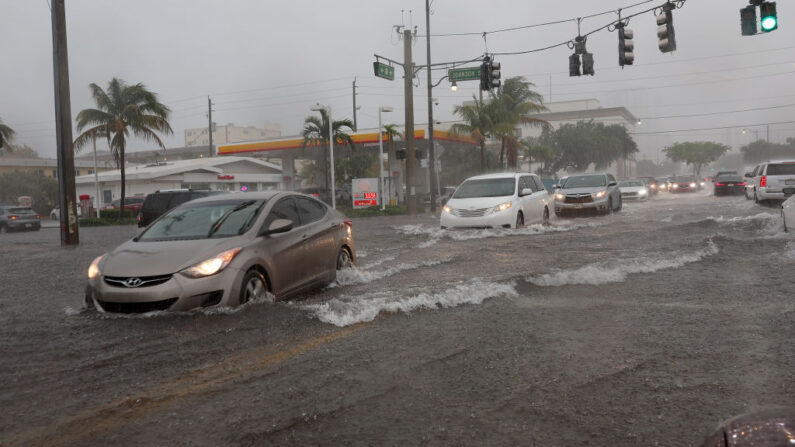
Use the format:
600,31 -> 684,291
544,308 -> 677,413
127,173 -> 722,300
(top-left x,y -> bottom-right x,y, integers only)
569,54 -> 581,77
760,2 -> 778,32
488,60 -> 501,90
656,2 -> 677,53
617,23 -> 634,66
582,53 -> 595,76
479,57 -> 501,91
740,5 -> 757,36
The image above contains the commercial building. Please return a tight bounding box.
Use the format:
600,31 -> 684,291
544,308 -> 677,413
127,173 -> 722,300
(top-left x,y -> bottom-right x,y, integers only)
0,157 -> 115,178
184,123 -> 282,147
75,156 -> 285,206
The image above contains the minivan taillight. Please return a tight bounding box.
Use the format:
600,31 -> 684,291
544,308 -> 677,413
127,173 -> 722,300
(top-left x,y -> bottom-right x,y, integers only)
760,176 -> 767,188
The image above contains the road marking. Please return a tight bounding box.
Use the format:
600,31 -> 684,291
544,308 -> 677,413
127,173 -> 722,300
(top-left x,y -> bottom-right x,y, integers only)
5,323 -> 368,447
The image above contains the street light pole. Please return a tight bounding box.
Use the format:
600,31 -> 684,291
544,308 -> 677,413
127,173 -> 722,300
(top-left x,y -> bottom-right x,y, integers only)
378,106 -> 393,210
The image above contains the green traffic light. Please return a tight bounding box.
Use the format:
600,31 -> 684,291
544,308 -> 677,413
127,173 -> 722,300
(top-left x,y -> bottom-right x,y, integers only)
761,16 -> 777,31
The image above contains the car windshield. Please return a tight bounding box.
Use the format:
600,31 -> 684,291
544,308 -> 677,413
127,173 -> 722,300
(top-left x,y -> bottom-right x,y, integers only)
138,199 -> 264,241
452,178 -> 516,198
767,163 -> 795,175
619,180 -> 643,187
561,175 -> 606,188
8,208 -> 35,214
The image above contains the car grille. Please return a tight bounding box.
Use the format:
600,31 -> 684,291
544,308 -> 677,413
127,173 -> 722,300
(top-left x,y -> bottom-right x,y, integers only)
622,192 -> 638,197
452,208 -> 490,218
564,194 -> 593,204
104,274 -> 173,288
97,297 -> 178,314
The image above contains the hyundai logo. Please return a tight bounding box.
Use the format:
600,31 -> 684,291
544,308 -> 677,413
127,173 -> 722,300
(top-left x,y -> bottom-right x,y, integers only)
123,277 -> 144,288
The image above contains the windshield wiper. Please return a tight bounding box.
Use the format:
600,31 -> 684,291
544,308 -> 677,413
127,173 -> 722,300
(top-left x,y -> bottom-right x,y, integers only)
206,200 -> 256,238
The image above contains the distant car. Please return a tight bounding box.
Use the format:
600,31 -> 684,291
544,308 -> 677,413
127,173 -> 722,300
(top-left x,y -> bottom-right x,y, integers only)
553,172 -> 622,216
745,160 -> 795,204
49,206 -> 82,220
104,197 -> 146,213
441,172 -> 550,229
618,179 -> 649,201
138,189 -> 224,227
635,176 -> 659,195
85,191 -> 355,313
0,206 -> 41,233
669,176 -> 699,193
783,194 -> 795,232
713,173 -> 746,196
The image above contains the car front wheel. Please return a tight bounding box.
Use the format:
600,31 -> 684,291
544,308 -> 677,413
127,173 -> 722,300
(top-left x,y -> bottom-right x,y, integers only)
337,247 -> 353,270
542,207 -> 550,226
239,269 -> 268,305
515,212 -> 524,229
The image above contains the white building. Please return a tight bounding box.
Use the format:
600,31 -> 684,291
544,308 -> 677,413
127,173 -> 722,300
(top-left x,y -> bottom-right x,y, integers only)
75,156 -> 285,206
184,123 -> 282,147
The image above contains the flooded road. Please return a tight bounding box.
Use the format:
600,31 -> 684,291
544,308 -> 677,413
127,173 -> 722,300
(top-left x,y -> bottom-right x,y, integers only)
1,191 -> 793,446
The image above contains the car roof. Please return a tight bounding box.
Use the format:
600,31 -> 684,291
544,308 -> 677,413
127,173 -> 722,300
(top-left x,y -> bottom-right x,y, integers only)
186,190 -> 322,204
464,172 -> 533,181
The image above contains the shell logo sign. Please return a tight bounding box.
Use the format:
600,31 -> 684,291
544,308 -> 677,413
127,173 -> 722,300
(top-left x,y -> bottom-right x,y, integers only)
352,178 -> 379,209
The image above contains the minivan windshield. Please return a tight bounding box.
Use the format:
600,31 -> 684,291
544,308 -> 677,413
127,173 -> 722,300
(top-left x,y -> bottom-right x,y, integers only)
561,175 -> 606,188
452,178 -> 516,198
138,199 -> 264,241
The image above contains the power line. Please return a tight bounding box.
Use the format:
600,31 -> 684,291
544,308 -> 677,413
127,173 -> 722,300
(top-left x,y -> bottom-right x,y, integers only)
418,0 -> 655,37
638,103 -> 795,120
632,120 -> 795,135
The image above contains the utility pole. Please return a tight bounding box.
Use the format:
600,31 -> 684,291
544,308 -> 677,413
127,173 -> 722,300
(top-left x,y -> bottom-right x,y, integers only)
51,0 -> 78,246
425,0 -> 437,213
208,97 -> 214,157
352,78 -> 358,131
403,28 -> 417,215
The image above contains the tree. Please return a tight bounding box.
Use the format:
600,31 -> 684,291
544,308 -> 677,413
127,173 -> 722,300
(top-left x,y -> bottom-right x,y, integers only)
489,77 -> 547,169
301,110 -> 355,192
663,141 -> 731,177
450,96 -> 494,172
0,144 -> 40,159
540,121 -> 639,174
740,139 -> 795,164
438,144 -> 499,187
73,78 -> 172,218
0,171 -> 59,215
0,116 -> 14,150
522,136 -> 556,177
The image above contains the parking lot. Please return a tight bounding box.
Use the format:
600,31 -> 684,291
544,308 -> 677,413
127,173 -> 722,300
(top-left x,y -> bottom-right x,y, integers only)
1,190 -> 793,446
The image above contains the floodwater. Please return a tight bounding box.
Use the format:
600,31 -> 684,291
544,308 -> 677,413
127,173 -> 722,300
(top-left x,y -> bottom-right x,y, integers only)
1,190 -> 792,446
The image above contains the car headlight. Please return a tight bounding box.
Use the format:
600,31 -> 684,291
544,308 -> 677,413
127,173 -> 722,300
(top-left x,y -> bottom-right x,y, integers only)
87,255 -> 105,280
639,189 -> 648,196
672,184 -> 679,189
592,190 -> 607,199
442,205 -> 452,214
182,248 -> 241,278
699,182 -> 705,187
555,193 -> 566,201
690,183 -> 697,188
491,202 -> 512,213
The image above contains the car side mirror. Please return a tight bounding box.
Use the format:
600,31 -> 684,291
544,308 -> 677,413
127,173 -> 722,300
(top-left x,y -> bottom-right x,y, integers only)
608,181 -> 617,187
553,184 -> 560,189
744,172 -> 752,178
261,219 -> 293,236
520,188 -> 533,196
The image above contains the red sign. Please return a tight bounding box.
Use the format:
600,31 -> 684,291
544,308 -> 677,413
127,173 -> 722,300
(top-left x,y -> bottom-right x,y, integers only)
363,192 -> 377,199
354,200 -> 377,207
217,175 -> 235,180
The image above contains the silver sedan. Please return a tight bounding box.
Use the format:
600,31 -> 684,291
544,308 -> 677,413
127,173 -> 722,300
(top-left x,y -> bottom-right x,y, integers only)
85,191 -> 355,313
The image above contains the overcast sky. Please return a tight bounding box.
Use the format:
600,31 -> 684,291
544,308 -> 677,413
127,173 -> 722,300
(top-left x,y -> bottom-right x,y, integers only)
2,0 -> 794,161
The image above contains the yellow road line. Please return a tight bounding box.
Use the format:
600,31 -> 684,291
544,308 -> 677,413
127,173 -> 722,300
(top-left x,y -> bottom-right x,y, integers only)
5,322 -> 368,447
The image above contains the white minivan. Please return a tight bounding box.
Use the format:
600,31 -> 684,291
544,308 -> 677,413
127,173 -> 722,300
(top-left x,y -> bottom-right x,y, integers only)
440,173 -> 550,229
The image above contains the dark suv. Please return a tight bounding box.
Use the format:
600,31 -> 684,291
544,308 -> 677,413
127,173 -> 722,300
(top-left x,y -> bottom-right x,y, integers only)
137,190 -> 224,227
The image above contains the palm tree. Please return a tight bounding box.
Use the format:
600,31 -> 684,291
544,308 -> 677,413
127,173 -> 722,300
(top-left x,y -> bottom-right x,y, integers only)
0,116 -> 14,150
301,109 -> 355,193
490,77 -> 547,170
450,97 -> 494,172
73,78 -> 172,218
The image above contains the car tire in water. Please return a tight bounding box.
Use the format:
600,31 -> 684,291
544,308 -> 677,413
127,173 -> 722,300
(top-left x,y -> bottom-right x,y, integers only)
515,212 -> 524,229
606,199 -> 613,215
784,208 -> 789,233
337,247 -> 353,270
542,207 -> 550,226
0,225 -> 7,234
615,197 -> 623,212
239,269 -> 268,305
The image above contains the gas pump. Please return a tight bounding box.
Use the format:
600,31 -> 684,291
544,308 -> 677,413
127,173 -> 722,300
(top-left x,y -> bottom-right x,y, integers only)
78,194 -> 93,218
